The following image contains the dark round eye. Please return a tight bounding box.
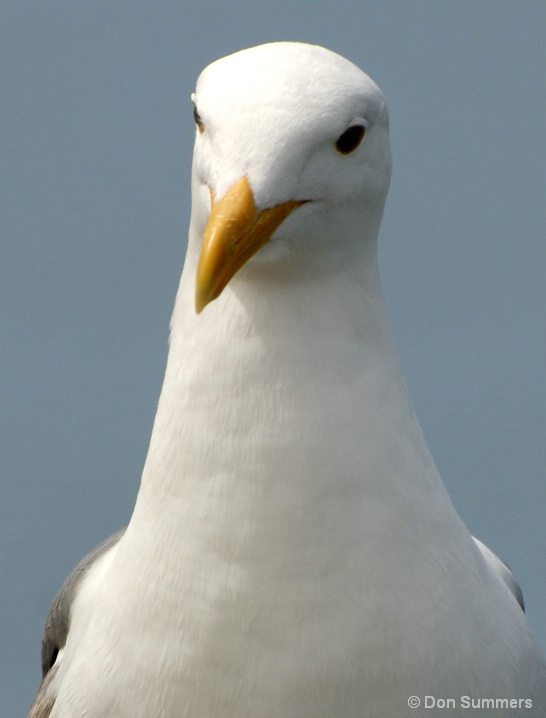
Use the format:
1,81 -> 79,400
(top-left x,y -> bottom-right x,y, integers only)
193,105 -> 205,133
335,124 -> 365,155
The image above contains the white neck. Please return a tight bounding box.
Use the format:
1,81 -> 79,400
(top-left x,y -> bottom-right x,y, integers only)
127,202 -> 459,586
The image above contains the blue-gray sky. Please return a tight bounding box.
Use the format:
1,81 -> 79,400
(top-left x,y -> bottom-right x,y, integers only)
2,2 -> 544,715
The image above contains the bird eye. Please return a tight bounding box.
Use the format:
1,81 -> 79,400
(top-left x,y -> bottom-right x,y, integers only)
335,124 -> 365,155
193,105 -> 205,134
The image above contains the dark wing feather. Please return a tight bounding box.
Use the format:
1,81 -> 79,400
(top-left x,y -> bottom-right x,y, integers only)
27,529 -> 126,718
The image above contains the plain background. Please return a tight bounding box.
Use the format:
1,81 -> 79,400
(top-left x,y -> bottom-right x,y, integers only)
2,2 -> 544,715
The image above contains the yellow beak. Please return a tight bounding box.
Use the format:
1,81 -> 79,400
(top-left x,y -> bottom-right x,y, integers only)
195,176 -> 305,313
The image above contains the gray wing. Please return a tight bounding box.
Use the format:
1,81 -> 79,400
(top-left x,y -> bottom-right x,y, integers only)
472,535 -> 525,612
27,529 -> 126,718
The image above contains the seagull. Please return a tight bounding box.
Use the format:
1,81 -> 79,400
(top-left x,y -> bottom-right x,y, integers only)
28,42 -> 545,718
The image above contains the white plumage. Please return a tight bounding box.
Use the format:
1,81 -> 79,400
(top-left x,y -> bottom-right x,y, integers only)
29,42 -> 545,718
